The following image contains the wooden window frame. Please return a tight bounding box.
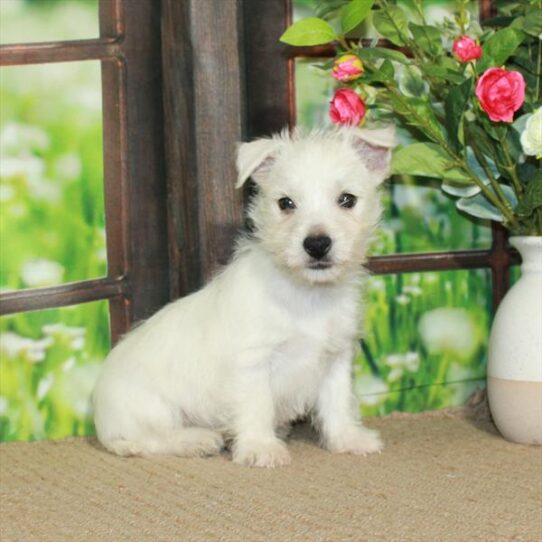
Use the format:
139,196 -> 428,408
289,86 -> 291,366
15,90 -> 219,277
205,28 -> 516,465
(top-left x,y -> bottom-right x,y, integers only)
0,0 -> 170,344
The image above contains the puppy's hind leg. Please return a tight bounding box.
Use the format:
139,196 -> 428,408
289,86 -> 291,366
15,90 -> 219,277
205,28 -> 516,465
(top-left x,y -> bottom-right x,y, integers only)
105,427 -> 224,458
95,388 -> 223,458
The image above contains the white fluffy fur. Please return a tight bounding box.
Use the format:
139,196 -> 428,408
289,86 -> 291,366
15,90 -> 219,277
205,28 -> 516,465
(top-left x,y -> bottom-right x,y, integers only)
93,126 -> 395,467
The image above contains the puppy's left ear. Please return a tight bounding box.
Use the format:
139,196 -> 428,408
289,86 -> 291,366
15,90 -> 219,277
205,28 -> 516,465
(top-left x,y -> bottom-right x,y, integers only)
349,126 -> 396,184
236,138 -> 283,188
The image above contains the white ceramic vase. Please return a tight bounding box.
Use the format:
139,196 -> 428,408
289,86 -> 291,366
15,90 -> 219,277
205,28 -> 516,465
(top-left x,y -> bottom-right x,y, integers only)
487,236 -> 542,445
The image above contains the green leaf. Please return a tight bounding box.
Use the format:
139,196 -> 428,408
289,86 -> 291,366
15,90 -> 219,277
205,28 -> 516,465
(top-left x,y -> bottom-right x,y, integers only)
388,97 -> 446,144
408,23 -> 442,56
279,17 -> 336,46
396,65 -> 428,97
478,28 -> 525,72
391,143 -> 470,182
356,47 -> 408,64
456,194 -> 504,222
372,6 -> 409,46
466,146 -> 500,185
340,0 -> 375,34
442,182 -> 482,198
445,78 -> 473,151
516,171 -> 542,217
456,185 -> 517,222
422,64 -> 465,84
522,9 -> 542,38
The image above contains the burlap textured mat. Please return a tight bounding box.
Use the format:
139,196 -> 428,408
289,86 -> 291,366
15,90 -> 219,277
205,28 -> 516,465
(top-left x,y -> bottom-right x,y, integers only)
1,409 -> 541,542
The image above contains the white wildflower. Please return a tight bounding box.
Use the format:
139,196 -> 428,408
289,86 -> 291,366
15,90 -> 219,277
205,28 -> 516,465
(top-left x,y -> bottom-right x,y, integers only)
418,308 -> 479,358
0,396 -> 8,416
37,373 -> 55,401
388,367 -> 404,382
0,123 -> 49,155
43,323 -> 86,350
355,375 -> 389,407
21,259 -> 64,288
403,285 -> 422,297
54,154 -> 82,181
0,332 -> 52,363
384,354 -> 403,368
395,293 -> 410,305
369,277 -> 386,292
0,155 -> 44,180
404,351 -> 420,372
63,357 -> 76,372
520,107 -> 542,158
0,184 -> 15,202
57,363 -> 101,417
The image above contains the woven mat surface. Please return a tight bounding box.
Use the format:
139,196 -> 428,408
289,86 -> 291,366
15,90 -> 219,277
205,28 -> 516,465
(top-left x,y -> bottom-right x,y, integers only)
1,409 -> 541,542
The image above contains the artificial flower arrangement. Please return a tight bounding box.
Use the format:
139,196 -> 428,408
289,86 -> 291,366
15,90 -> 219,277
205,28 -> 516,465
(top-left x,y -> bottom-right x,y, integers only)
281,0 -> 542,235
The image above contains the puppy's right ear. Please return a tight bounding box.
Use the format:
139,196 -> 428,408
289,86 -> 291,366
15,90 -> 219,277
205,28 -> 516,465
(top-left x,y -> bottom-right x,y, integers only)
236,138 -> 282,188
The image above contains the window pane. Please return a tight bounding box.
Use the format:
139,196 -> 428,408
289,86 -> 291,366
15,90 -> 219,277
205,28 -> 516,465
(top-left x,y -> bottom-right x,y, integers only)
0,0 -> 99,45
355,269 -> 491,416
0,61 -> 106,290
0,300 -> 110,442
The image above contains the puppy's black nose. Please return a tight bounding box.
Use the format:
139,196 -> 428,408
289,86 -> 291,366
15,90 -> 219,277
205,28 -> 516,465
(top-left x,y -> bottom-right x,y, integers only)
303,235 -> 332,260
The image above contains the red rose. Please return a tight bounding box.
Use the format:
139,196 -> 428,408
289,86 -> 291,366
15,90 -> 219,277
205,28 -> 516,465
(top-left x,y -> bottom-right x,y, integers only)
475,68 -> 525,123
329,89 -> 366,126
452,36 -> 482,62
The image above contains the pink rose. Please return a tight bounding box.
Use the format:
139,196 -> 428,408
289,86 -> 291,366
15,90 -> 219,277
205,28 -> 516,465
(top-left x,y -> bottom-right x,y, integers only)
332,54 -> 364,82
475,68 -> 525,123
329,89 -> 366,126
452,36 -> 482,62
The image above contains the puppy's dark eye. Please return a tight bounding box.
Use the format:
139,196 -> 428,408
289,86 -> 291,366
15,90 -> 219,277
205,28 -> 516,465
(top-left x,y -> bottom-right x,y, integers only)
338,193 -> 357,209
278,197 -> 296,211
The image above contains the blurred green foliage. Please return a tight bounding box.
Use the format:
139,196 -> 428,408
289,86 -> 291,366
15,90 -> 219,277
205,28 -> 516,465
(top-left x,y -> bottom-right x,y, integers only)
0,1 -> 109,442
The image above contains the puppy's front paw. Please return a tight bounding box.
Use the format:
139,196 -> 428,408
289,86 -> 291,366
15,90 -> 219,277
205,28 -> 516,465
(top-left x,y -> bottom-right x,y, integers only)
326,427 -> 383,456
233,438 -> 291,468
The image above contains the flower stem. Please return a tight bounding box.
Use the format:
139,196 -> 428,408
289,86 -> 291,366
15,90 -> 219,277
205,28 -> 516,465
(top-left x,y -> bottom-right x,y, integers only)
500,136 -> 524,198
469,141 -> 515,214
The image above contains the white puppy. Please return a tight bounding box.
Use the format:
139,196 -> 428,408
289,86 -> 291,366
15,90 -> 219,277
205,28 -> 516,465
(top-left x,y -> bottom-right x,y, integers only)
93,126 -> 395,467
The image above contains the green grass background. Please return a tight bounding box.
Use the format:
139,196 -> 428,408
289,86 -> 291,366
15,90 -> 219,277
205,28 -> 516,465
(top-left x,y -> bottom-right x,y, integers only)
0,0 -> 491,442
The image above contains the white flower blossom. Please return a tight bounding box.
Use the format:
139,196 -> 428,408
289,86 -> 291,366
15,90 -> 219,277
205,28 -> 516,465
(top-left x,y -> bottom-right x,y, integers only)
388,367 -> 404,382
395,293 -> 410,305
0,155 -> 44,180
0,396 -> 8,416
355,375 -> 389,407
37,373 -> 55,401
21,259 -> 64,288
520,108 -> 542,158
418,308 -> 479,358
403,285 -> 422,297
57,363 -> 101,417
384,351 -> 420,381
404,351 -> 420,372
0,123 -> 49,155
0,184 -> 15,202
43,323 -> 86,350
54,154 -> 82,181
0,332 -> 52,363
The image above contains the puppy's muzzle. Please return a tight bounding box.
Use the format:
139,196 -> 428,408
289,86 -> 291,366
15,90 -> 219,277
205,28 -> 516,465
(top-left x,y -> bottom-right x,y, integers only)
303,235 -> 332,261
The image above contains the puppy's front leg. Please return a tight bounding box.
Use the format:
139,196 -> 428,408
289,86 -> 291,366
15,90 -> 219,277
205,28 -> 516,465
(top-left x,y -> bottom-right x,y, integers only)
231,364 -> 291,468
316,350 -> 383,456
